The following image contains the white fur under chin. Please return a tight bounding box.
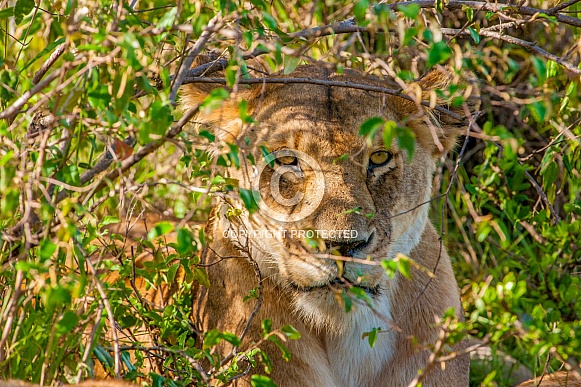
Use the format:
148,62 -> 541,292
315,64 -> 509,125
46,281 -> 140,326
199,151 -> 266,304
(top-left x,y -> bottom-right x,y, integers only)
327,293 -> 394,387
293,290 -> 394,387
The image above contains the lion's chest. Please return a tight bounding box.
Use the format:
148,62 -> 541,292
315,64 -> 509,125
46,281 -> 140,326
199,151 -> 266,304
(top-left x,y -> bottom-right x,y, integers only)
325,294 -> 394,387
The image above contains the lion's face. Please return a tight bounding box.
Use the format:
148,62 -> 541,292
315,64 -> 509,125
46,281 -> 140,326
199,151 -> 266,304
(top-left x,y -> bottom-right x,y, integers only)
183,65 -> 475,327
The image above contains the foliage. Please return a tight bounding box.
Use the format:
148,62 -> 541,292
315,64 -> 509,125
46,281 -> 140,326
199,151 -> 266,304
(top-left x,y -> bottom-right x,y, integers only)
0,0 -> 580,386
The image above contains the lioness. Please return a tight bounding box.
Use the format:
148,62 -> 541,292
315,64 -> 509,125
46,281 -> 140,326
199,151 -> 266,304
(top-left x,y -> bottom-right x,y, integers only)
182,65 -> 477,386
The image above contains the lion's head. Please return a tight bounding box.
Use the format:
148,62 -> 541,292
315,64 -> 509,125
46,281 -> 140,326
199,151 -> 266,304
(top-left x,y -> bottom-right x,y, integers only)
183,64 -> 477,330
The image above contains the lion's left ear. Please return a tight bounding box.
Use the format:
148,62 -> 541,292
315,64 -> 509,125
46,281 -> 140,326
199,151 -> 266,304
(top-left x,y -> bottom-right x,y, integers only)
400,67 -> 481,157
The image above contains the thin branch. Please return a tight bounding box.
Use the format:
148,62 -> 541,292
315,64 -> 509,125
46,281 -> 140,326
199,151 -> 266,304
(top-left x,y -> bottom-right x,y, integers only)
495,143 -> 561,224
33,42 -> 69,84
547,0 -> 581,15
74,241 -> 121,378
74,105 -> 200,204
169,13 -> 224,102
0,71 -> 60,121
182,77 -> 467,122
441,28 -> 581,75
111,345 -> 209,383
381,0 -> 581,28
76,302 -> 104,382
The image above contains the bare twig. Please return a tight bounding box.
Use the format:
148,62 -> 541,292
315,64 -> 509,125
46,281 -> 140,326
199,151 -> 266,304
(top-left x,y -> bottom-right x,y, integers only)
75,105 -> 200,204
169,13 -> 224,102
547,0 -> 581,15
32,42 -> 69,84
0,71 -> 60,121
76,302 -> 104,382
183,77 -> 467,122
441,28 -> 581,75
74,241 -> 121,378
110,345 -> 210,383
381,0 -> 581,28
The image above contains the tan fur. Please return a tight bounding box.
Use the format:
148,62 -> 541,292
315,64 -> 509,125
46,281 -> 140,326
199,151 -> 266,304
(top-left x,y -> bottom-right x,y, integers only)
183,65 -> 479,386
516,372 -> 581,386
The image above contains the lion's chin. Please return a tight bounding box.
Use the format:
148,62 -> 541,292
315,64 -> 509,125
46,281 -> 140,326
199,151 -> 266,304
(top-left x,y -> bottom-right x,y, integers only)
290,283 -> 384,333
290,280 -> 380,295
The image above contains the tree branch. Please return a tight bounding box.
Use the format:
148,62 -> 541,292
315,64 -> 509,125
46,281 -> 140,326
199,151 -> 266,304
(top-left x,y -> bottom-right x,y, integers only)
381,0 -> 581,28
182,76 -> 468,122
32,41 -> 69,85
169,13 -> 224,102
441,28 -> 581,75
73,105 -> 200,204
0,71 -> 60,121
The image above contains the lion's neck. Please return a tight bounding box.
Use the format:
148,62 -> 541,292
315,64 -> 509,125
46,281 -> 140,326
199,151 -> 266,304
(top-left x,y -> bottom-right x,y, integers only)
388,205 -> 429,260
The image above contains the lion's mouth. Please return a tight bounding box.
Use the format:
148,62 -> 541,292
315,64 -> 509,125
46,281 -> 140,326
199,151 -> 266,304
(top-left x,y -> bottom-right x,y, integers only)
291,277 -> 381,296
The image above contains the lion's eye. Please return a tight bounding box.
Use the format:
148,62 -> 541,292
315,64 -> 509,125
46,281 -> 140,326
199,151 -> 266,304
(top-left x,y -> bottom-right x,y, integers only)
369,150 -> 392,167
275,153 -> 298,166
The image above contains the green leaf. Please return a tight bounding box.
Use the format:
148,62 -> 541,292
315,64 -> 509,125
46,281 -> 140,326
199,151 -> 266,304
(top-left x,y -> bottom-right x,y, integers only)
100,216 -> 120,226
203,329 -> 241,349
397,256 -> 412,279
468,27 -> 480,44
381,259 -> 398,278
531,57 -> 547,84
177,228 -> 194,254
193,267 -> 210,288
14,0 -> 34,24
435,0 -> 444,12
262,11 -> 277,29
0,7 -> 14,19
167,264 -> 180,283
94,346 -> 114,369
529,101 -> 547,122
281,325 -> 301,340
283,55 -> 300,75
426,41 -> 452,68
243,287 -> 259,302
382,120 -> 396,148
396,126 -> 416,161
0,150 -> 13,166
403,27 -> 419,46
362,327 -> 380,348
542,161 -> 559,190
359,117 -> 384,142
349,286 -> 373,306
354,0 -> 369,22
546,60 -> 558,78
397,3 -> 420,19
251,375 -> 279,387
39,239 -> 57,261
56,311 -> 78,334
147,221 -> 175,239
239,188 -> 259,214
341,290 -> 353,312
463,5 -> 474,22
121,351 -> 137,372
268,335 -> 291,361
201,88 -> 229,111
262,319 -> 272,335
156,7 -> 178,30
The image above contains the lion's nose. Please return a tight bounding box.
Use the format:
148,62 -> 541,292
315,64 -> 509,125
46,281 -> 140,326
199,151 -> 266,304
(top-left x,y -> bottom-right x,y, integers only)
326,232 -> 373,257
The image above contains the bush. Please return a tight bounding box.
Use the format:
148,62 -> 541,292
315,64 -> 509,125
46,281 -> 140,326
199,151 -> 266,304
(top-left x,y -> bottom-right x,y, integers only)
0,0 -> 579,385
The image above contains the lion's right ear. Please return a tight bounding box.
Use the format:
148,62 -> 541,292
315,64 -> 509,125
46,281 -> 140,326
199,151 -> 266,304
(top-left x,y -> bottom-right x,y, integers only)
397,66 -> 481,157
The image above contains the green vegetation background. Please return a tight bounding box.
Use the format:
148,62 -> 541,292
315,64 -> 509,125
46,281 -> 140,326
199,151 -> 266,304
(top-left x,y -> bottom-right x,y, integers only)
0,0 -> 580,386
